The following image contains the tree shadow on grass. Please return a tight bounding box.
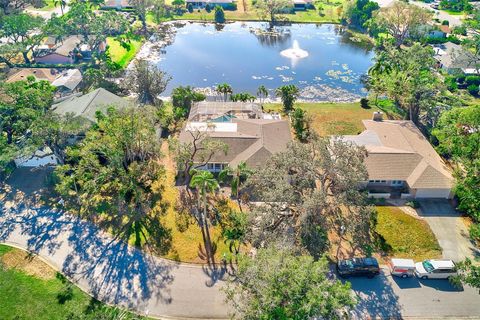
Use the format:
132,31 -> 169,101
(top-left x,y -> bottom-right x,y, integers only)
0,186 -> 176,312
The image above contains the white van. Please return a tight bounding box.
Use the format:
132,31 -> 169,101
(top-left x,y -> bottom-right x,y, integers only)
414,259 -> 457,280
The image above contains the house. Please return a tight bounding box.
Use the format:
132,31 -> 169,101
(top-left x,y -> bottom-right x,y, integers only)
185,0 -> 236,9
14,147 -> 60,167
6,68 -> 58,83
101,0 -> 134,10
52,88 -> 132,123
35,35 -> 107,65
292,0 -> 313,10
179,101 -> 291,172
51,69 -> 83,94
342,112 -> 454,199
432,42 -> 476,74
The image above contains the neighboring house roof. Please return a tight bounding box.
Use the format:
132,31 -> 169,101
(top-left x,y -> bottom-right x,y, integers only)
343,120 -> 453,189
179,118 -> 291,168
6,68 -> 58,83
432,42 -> 473,70
55,35 -> 86,57
102,0 -> 131,7
52,88 -> 132,122
52,69 -> 83,91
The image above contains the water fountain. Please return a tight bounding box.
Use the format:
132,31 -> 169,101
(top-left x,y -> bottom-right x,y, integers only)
280,40 -> 309,60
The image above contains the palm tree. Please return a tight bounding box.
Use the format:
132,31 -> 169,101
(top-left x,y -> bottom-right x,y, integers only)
216,83 -> 233,102
276,85 -> 299,114
219,161 -> 252,203
190,170 -> 219,265
257,85 -> 268,104
54,0 -> 67,15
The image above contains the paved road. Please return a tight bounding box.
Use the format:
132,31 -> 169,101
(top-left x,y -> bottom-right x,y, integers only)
418,199 -> 479,261
348,266 -> 480,319
0,191 -> 230,319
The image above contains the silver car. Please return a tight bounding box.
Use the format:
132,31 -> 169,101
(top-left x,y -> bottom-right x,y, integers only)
415,259 -> 457,280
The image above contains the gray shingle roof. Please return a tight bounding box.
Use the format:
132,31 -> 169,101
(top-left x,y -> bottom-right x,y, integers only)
52,88 -> 132,122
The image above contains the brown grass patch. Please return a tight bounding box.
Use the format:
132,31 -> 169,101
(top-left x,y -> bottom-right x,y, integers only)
1,248 -> 56,280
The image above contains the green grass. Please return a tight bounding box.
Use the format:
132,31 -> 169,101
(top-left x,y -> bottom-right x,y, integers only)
106,37 -> 144,69
0,245 -> 142,319
148,0 -> 345,24
265,102 -> 392,136
375,207 -> 442,261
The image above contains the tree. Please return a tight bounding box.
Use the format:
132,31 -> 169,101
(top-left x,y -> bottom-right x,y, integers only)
0,13 -> 45,64
53,0 -> 67,14
190,170 -> 219,265
373,2 -> 432,46
255,0 -> 290,29
256,85 -> 268,104
432,105 -> 480,221
0,78 -> 55,174
276,84 -> 299,113
129,0 -> 152,35
290,107 -> 311,142
245,137 -> 373,259
173,130 -> 228,185
451,258 -> 480,293
214,5 -> 225,23
171,86 -> 206,122
31,112 -> 90,164
224,247 -> 356,319
342,0 -> 379,30
219,161 -> 252,200
172,0 -> 185,14
125,59 -> 171,106
231,92 -> 256,102
55,107 -> 172,253
368,43 -> 442,124
0,0 -> 36,14
216,83 -> 233,102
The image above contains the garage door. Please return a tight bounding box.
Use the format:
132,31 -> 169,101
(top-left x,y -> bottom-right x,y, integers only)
415,188 -> 451,199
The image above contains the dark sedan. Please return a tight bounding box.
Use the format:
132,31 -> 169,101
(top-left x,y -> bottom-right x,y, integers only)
336,257 -> 380,278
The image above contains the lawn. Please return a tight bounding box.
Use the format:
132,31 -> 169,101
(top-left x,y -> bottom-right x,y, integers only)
375,206 -> 442,261
106,37 -> 144,69
266,102 -> 392,136
0,245 -> 141,319
148,0 -> 345,24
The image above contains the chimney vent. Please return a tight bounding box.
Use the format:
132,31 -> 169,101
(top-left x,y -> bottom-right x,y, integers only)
373,111 -> 383,121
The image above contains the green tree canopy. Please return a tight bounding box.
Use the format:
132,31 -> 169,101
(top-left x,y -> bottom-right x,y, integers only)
276,84 -> 299,114
224,247 -> 355,319
55,107 -> 171,253
0,78 -> 55,173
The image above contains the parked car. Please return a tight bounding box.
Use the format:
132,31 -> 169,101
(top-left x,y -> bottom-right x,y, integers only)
414,259 -> 457,280
389,258 -> 415,278
337,257 -> 380,278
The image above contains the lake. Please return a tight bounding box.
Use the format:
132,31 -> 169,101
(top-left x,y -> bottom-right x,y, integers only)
156,22 -> 375,102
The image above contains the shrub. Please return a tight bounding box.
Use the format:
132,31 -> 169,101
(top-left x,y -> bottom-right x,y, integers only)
465,75 -> 480,86
406,200 -> 420,209
187,3 -> 193,12
457,74 -> 466,84
214,5 -> 225,23
360,97 -> 370,109
467,84 -> 479,96
469,223 -> 480,243
445,76 -> 458,92
205,3 -> 212,12
224,2 -> 237,10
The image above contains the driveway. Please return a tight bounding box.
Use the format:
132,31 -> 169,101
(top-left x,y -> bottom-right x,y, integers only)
0,185 -> 230,319
418,199 -> 479,261
348,266 -> 480,319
